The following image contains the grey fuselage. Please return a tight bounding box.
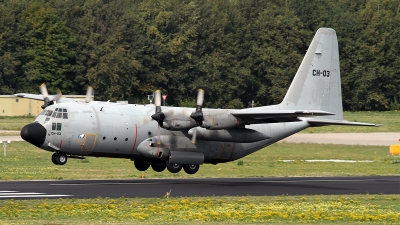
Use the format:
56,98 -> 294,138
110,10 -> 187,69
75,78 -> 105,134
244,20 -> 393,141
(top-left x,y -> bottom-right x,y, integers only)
32,102 -> 308,164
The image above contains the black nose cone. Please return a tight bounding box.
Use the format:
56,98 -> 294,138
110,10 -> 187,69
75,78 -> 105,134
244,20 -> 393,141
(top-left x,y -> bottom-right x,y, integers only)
21,123 -> 46,147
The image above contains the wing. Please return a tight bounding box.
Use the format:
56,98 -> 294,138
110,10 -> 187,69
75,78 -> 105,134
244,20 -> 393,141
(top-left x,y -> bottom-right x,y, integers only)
14,93 -> 77,103
232,109 -> 335,123
14,93 -> 45,101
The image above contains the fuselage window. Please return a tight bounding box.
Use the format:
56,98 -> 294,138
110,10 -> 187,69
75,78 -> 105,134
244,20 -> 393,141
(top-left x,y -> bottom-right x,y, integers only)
56,123 -> 62,131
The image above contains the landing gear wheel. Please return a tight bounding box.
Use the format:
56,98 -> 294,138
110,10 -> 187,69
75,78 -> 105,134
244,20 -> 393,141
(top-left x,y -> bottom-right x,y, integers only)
166,161 -> 182,173
134,160 -> 150,171
183,164 -> 200,174
151,163 -> 166,172
55,153 -> 67,165
51,153 -> 58,165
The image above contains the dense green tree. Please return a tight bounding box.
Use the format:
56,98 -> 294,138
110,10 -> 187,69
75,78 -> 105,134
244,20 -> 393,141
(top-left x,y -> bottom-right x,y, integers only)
19,2 -> 77,94
0,0 -> 399,110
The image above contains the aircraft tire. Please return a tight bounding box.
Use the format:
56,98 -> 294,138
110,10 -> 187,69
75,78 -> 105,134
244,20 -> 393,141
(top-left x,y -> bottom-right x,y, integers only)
151,163 -> 166,172
166,162 -> 182,173
51,153 -> 58,165
134,160 -> 150,171
183,164 -> 199,174
55,153 -> 67,165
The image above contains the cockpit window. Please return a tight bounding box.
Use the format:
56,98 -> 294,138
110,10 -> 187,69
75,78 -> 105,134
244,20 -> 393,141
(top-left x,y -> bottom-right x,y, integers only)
56,123 -> 62,131
51,123 -> 62,131
47,108 -> 68,119
39,110 -> 47,116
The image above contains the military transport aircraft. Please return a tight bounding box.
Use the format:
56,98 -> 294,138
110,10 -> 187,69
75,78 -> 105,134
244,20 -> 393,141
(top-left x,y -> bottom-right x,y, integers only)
16,28 -> 379,175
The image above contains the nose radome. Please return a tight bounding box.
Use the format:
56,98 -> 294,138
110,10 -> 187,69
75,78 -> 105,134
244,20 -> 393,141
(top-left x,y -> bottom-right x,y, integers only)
21,123 -> 46,148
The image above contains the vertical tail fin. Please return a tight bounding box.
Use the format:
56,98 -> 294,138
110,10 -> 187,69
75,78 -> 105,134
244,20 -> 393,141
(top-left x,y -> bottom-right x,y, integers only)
280,28 -> 343,120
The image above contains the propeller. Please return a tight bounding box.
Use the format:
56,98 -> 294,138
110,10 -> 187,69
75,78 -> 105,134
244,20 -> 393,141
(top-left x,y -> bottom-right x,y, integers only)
151,90 -> 164,147
40,83 -> 62,109
190,89 -> 205,143
151,90 -> 165,127
85,86 -> 94,103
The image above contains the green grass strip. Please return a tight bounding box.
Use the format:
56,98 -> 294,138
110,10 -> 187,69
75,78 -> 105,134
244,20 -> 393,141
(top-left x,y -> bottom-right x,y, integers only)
0,195 -> 399,224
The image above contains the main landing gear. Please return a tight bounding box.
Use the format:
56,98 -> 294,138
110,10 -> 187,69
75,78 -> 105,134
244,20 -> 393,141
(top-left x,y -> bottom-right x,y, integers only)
134,160 -> 200,175
51,152 -> 67,165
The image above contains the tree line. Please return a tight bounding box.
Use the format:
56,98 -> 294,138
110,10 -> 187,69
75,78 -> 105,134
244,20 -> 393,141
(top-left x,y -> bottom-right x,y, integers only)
0,0 -> 399,110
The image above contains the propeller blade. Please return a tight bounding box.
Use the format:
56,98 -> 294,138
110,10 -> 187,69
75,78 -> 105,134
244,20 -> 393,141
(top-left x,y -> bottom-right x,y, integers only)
157,125 -> 161,145
52,91 -> 62,102
191,128 -> 197,144
40,83 -> 49,99
151,90 -> 165,126
86,86 -> 93,103
196,89 -> 204,108
190,89 -> 205,125
154,90 -> 161,110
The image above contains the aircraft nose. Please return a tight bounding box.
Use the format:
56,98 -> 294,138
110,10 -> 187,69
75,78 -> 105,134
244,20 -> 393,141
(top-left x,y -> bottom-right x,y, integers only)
20,123 -> 46,147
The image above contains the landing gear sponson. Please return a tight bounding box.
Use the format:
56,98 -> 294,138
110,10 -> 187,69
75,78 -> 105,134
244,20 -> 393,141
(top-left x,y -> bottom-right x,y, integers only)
49,153 -> 200,174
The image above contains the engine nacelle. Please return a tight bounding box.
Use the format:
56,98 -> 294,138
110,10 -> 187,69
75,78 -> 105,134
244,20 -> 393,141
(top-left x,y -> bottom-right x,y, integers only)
201,109 -> 245,130
136,137 -> 169,159
160,108 -> 197,130
188,127 -> 270,143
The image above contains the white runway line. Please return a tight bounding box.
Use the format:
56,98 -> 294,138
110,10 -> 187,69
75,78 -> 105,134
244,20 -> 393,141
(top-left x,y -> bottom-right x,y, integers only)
0,190 -> 72,198
279,159 -> 375,163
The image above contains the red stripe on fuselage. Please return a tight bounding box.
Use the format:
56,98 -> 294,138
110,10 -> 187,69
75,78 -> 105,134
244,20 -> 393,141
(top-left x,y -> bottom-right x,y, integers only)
130,124 -> 138,154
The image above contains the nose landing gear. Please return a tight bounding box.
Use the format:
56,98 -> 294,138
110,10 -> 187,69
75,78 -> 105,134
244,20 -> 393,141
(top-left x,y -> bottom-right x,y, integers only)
51,152 -> 68,165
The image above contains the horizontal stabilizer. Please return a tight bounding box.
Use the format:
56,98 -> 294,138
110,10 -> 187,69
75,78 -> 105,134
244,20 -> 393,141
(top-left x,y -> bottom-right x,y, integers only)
303,118 -> 382,127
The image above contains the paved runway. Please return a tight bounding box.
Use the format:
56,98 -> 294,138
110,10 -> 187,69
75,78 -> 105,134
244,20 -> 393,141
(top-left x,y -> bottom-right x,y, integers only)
0,176 -> 398,199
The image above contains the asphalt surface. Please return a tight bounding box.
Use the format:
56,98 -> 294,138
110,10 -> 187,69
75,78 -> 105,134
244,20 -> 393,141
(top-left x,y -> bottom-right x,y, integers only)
0,176 -> 398,199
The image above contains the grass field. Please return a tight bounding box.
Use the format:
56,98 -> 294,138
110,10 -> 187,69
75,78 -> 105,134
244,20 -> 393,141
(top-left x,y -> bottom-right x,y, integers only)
0,116 -> 35,131
0,195 -> 399,224
0,141 -> 399,180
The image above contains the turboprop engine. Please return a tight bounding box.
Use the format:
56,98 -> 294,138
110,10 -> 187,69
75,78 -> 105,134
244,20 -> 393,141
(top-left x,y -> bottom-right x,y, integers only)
188,127 -> 270,143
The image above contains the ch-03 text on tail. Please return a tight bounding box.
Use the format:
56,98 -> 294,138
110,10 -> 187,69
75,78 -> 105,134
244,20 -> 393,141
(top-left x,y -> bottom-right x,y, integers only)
17,28 -> 379,175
